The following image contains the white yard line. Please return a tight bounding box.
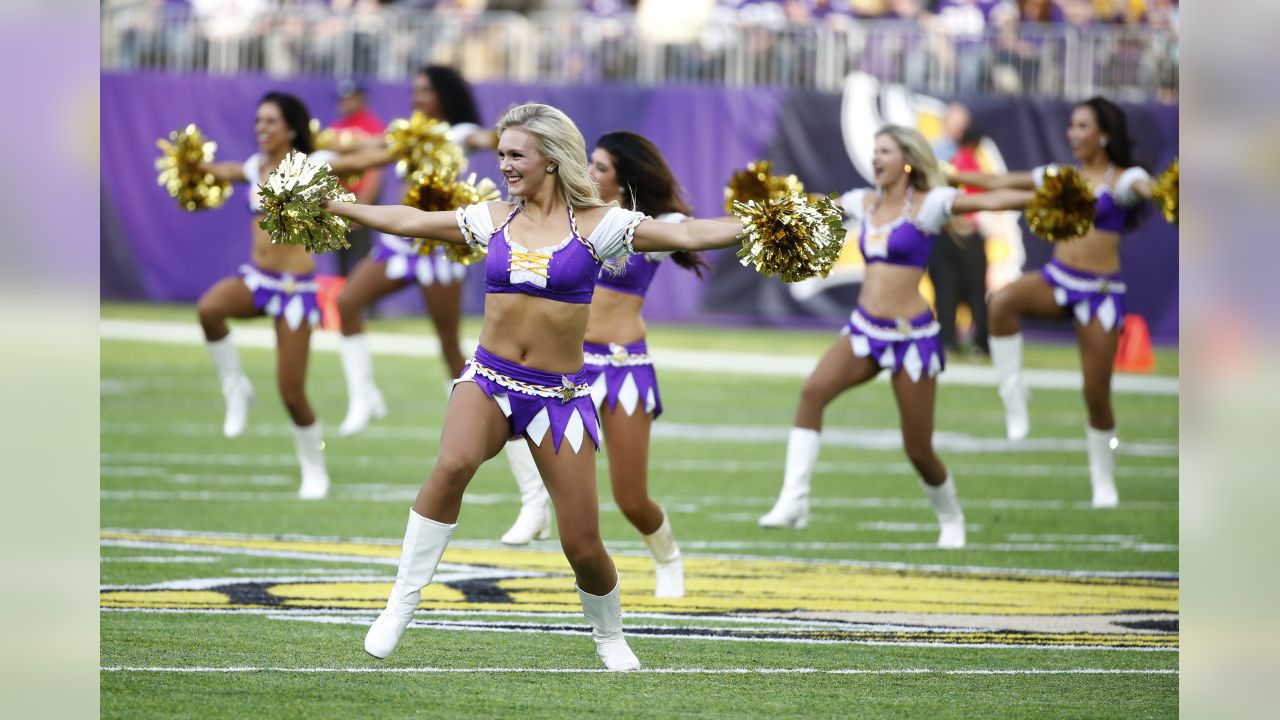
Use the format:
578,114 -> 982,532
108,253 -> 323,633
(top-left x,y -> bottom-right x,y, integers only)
99,665 -> 1177,675
98,487 -> 1180,512
100,531 -> 1173,554
99,421 -> 1177,458
265,614 -> 1176,651
101,318 -> 1178,395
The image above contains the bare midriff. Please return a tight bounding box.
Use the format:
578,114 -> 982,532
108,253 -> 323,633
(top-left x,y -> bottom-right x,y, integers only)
1051,228 -> 1123,275
858,263 -> 932,320
584,286 -> 647,346
249,221 -> 317,275
479,293 -> 592,374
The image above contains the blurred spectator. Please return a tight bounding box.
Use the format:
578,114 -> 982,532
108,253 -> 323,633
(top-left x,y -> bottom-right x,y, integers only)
930,120 -> 991,354
850,0 -> 891,16
1057,0 -> 1095,27
991,0 -> 1064,93
329,79 -> 385,276
860,0 -> 936,91
928,0 -> 1016,93
932,102 -> 971,162
101,0 -> 1179,96
1147,0 -> 1177,102
111,0 -> 198,69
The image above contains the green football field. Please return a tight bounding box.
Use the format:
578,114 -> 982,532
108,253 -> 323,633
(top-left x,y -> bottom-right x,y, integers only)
100,303 -> 1178,718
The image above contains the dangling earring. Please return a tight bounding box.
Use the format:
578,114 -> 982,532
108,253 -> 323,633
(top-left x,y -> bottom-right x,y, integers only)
1100,137 -> 1109,148
903,164 -> 913,174
545,166 -> 555,174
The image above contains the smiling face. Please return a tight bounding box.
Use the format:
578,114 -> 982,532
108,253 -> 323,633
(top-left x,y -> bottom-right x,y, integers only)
872,132 -> 908,189
588,148 -> 620,204
1067,104 -> 1105,163
411,73 -> 440,119
497,128 -> 550,198
254,101 -> 290,154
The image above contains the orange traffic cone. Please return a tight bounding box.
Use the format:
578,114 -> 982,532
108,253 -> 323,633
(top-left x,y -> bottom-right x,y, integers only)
1114,313 -> 1155,373
315,275 -> 347,332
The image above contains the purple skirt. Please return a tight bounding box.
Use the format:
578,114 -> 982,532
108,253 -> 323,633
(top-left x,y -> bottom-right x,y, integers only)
1041,259 -> 1127,332
454,345 -> 601,454
370,234 -> 467,287
238,263 -> 321,331
582,340 -> 663,419
841,307 -> 945,383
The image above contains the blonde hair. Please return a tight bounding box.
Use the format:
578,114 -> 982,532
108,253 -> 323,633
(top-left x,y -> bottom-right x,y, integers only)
496,103 -> 608,210
876,125 -> 947,192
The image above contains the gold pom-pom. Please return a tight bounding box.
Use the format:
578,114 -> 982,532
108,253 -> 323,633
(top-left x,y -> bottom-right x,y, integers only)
724,161 -> 806,213
732,192 -> 847,282
1152,158 -> 1178,225
405,170 -> 501,265
385,111 -> 466,178
308,119 -> 367,186
1024,165 -> 1098,242
257,150 -> 357,254
155,123 -> 232,211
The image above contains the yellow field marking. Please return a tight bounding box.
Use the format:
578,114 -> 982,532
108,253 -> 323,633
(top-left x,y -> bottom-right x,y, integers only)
101,531 -> 1178,617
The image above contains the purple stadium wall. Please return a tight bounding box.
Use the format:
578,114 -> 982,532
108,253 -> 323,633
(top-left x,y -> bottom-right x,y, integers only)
101,73 -> 1178,342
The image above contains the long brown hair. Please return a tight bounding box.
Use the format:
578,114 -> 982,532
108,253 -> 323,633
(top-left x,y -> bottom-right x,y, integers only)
596,131 -> 709,277
1075,96 -> 1148,230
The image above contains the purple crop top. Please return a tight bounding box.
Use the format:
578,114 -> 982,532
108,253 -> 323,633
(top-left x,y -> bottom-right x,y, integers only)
595,212 -> 686,297
456,202 -> 647,305
1035,164 -> 1149,234
838,187 -> 959,269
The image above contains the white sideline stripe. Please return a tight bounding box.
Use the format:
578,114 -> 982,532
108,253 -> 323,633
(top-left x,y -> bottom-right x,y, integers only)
99,606 -> 1181,640
657,424 -> 1177,458
604,540 -> 1176,554
99,489 -> 1179,512
100,319 -> 1178,395
97,607 -> 1028,630
99,665 -> 1177,675
100,460 -> 1177,481
100,539 -> 401,566
271,615 -> 1176,652
100,532 -> 1172,554
100,555 -> 220,564
99,421 -> 1178,458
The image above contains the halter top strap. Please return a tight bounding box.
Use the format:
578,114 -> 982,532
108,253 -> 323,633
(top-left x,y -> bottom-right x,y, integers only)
498,204 -> 521,231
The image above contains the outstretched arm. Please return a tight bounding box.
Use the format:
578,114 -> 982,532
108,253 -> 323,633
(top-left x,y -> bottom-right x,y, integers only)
631,217 -> 744,253
200,162 -> 248,184
462,128 -> 498,151
327,146 -> 396,177
951,189 -> 1036,214
950,170 -> 1036,191
324,202 -> 466,244
1129,176 -> 1155,201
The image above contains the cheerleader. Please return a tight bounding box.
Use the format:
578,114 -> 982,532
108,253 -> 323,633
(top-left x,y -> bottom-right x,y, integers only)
335,65 -> 495,436
334,68 -> 547,550
758,126 -> 1033,548
951,97 -> 1156,508
500,130 -> 707,594
195,92 -> 388,499
323,104 -> 749,670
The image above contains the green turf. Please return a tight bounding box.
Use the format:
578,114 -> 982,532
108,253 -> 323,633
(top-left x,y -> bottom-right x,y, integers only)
100,302 -> 1178,718
101,615 -> 1176,719
100,301 -> 1181,377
